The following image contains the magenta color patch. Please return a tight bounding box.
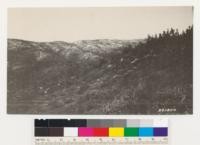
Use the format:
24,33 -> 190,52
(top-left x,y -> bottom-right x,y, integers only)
78,127 -> 94,136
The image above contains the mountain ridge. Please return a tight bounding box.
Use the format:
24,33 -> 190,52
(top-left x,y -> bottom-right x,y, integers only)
7,27 -> 192,114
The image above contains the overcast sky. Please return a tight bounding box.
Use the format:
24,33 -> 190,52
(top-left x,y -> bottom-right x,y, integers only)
8,7 -> 193,42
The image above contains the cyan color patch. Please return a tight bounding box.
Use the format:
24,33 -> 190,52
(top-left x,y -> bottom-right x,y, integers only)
139,127 -> 153,137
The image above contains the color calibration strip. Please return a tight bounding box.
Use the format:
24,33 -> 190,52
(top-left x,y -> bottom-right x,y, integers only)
35,119 -> 168,137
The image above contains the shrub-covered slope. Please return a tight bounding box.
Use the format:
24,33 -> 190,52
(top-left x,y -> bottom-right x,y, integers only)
7,27 -> 192,114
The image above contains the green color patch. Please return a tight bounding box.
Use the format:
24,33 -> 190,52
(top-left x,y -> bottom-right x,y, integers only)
124,128 -> 139,137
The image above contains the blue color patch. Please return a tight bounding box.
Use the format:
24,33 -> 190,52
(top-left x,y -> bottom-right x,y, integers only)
139,128 -> 153,137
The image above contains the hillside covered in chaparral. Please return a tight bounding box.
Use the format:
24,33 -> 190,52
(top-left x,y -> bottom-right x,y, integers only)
7,26 -> 193,114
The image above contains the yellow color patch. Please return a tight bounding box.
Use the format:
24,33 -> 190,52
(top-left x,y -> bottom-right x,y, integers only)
109,128 -> 124,137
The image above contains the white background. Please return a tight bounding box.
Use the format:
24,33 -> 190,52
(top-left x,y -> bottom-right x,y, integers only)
0,0 -> 200,145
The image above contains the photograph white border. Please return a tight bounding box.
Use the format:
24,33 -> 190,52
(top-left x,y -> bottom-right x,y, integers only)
0,0 -> 200,145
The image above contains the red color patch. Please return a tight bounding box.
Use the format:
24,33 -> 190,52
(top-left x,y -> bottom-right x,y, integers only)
93,128 -> 109,136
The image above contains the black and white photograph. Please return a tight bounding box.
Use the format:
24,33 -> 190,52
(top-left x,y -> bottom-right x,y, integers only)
7,7 -> 193,114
